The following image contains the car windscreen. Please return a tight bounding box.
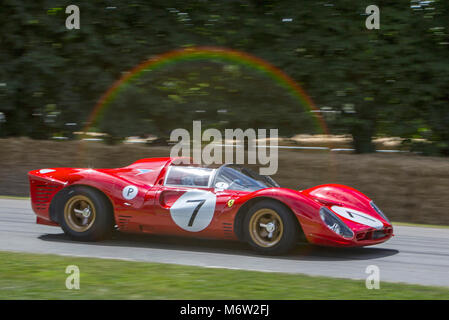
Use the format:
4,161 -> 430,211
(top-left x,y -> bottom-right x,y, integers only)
164,166 -> 214,187
213,164 -> 280,192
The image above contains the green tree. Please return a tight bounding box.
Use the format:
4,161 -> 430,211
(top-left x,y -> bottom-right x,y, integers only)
0,0 -> 448,155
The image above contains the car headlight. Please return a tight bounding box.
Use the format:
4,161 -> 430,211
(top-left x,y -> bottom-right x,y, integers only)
370,201 -> 390,223
319,207 -> 354,239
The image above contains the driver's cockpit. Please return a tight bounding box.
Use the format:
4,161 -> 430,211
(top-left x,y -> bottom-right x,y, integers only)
164,164 -> 279,192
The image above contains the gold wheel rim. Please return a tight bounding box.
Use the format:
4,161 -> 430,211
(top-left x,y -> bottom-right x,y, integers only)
249,208 -> 284,247
64,195 -> 96,232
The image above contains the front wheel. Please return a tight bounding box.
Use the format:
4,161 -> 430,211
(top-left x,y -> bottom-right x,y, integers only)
57,186 -> 114,241
243,200 -> 299,255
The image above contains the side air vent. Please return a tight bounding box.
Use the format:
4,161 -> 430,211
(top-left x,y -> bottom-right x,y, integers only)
222,222 -> 234,238
117,215 -> 132,231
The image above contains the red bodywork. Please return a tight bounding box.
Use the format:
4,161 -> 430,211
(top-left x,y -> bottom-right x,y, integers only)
28,157 -> 393,247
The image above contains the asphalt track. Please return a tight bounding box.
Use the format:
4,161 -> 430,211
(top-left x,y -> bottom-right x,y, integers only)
1,199 -> 448,287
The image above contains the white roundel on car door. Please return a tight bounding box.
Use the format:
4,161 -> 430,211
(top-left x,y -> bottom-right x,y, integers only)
170,190 -> 216,232
331,206 -> 383,230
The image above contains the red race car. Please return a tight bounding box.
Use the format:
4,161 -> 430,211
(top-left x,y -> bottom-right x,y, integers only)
28,157 -> 393,254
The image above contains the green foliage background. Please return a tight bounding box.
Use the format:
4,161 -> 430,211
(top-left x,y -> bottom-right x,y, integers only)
0,0 -> 448,154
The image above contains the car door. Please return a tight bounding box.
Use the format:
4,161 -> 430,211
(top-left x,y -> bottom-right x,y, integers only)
152,184 -> 237,236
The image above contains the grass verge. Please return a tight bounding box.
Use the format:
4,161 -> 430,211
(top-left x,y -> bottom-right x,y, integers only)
392,221 -> 449,229
0,196 -> 30,200
0,251 -> 448,299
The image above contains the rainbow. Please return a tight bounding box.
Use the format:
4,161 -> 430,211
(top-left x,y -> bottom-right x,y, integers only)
85,46 -> 327,133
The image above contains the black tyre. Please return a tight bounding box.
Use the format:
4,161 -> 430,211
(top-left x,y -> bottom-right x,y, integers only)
243,200 -> 299,255
56,186 -> 114,241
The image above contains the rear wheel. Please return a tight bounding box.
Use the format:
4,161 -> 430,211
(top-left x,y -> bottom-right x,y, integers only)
57,186 -> 114,241
243,200 -> 298,255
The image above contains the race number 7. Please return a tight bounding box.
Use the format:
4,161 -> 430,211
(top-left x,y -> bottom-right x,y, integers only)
186,199 -> 206,227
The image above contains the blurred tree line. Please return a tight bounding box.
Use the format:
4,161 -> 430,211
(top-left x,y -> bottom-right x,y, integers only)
0,0 -> 448,154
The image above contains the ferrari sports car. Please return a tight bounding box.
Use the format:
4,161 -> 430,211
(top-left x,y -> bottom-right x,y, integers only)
28,157 -> 393,254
